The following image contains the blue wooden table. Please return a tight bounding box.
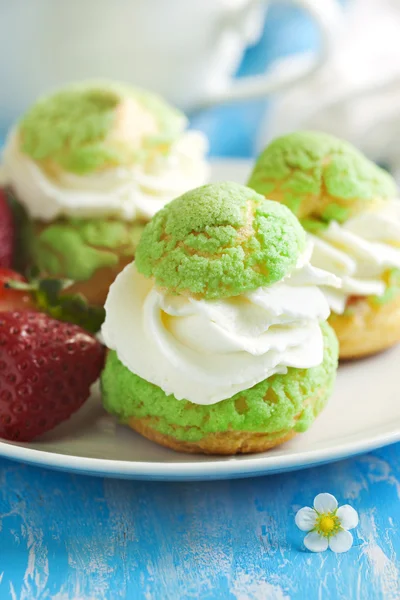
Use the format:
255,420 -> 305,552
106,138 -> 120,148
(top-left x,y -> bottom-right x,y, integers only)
1,445 -> 399,600
2,4 -> 400,598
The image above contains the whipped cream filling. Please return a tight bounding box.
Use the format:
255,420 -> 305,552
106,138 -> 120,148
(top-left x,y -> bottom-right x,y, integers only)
102,247 -> 339,405
310,200 -> 400,314
0,128 -> 209,222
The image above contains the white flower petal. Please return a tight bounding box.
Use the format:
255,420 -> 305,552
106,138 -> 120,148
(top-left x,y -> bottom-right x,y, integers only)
336,505 -> 359,530
314,493 -> 338,514
295,507 -> 317,531
304,531 -> 329,552
329,530 -> 353,553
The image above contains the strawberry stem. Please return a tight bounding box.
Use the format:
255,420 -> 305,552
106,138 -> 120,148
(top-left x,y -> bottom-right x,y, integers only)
7,276 -> 105,333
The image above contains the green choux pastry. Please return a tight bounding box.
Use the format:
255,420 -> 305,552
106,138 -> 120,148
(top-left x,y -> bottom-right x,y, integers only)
2,80 -> 208,305
101,182 -> 339,454
248,131 -> 400,358
248,131 -> 396,232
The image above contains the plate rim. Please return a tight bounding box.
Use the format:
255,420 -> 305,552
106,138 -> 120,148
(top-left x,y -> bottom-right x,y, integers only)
1,427 -> 399,480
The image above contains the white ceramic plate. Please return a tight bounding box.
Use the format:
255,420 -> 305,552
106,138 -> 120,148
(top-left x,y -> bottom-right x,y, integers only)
1,160 -> 399,481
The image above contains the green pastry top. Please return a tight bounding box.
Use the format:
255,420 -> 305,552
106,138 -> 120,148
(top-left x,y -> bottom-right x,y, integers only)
18,80 -> 184,175
101,321 -> 338,442
34,217 -> 146,281
135,181 -> 307,300
247,131 -> 397,232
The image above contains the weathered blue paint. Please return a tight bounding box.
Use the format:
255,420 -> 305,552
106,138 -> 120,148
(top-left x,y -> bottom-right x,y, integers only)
0,445 -> 399,599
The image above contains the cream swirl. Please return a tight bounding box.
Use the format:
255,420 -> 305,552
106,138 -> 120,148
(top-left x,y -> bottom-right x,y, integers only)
1,128 -> 209,222
310,200 -> 400,314
101,247 -> 339,405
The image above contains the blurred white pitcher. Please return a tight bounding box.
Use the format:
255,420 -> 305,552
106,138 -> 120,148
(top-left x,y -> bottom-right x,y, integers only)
0,0 -> 340,122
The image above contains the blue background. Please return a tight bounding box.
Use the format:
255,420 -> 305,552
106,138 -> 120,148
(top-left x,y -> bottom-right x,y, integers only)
191,3 -> 324,158
1,3 -> 400,599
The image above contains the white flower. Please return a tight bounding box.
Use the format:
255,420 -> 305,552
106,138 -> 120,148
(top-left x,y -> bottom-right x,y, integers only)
295,493 -> 359,553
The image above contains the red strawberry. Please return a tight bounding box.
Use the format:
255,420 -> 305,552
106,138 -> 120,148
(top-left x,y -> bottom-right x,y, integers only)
0,311 -> 105,441
0,268 -> 35,312
0,190 -> 14,268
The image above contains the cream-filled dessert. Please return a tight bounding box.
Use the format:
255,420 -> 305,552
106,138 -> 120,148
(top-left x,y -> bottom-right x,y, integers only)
248,131 -> 400,358
1,81 -> 209,305
101,182 -> 339,455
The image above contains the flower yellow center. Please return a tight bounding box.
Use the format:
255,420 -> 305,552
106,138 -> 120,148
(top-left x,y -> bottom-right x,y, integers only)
319,516 -> 335,533
315,513 -> 341,537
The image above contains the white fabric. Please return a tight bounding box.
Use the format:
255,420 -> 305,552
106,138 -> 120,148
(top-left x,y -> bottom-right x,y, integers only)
261,0 -> 400,178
